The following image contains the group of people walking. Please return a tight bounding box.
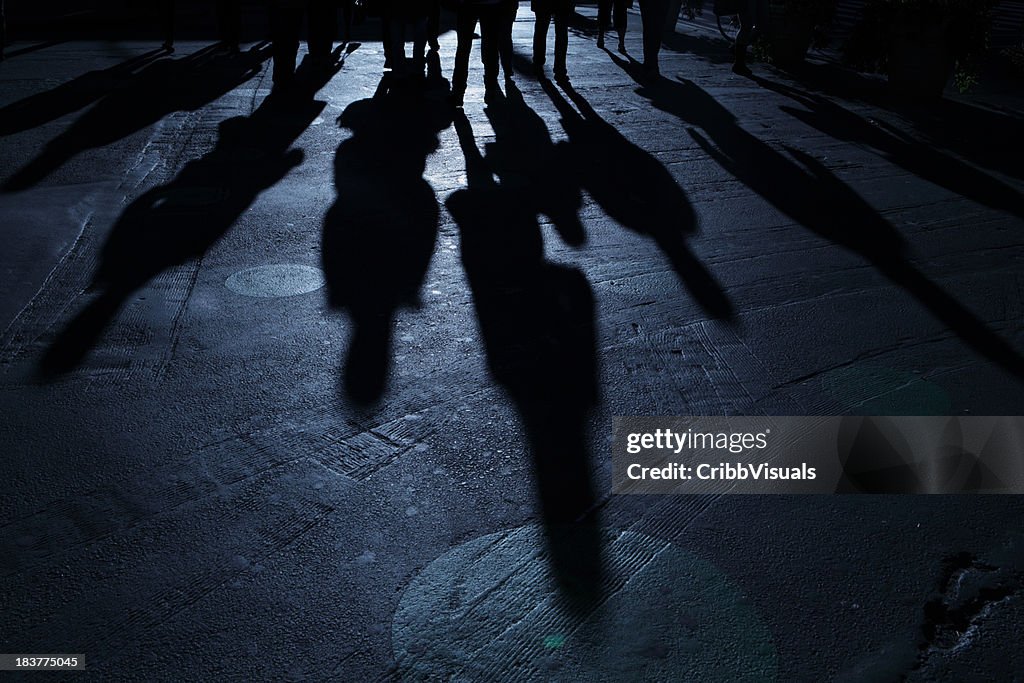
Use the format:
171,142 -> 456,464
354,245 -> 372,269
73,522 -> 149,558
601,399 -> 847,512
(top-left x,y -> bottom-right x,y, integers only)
381,0 -> 675,104
263,0 -> 763,96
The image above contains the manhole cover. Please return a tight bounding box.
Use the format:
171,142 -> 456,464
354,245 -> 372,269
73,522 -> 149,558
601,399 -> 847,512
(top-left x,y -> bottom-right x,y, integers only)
392,525 -> 777,681
225,264 -> 325,298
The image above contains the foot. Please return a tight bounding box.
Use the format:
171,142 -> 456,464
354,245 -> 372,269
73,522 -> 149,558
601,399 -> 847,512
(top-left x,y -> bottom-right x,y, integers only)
597,33 -> 605,49
732,61 -> 752,76
450,91 -> 465,108
617,38 -> 626,54
484,82 -> 503,103
554,70 -> 570,85
429,38 -> 440,51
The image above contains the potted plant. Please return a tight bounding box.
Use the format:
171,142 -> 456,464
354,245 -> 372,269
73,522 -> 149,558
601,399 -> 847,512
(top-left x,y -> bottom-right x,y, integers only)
845,0 -> 996,97
755,0 -> 837,66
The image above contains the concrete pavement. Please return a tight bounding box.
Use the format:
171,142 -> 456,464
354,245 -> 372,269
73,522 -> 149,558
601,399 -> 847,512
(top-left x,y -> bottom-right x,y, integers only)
1,5 -> 1024,680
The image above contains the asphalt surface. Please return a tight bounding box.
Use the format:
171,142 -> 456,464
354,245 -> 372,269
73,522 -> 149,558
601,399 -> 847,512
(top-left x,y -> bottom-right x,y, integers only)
1,5 -> 1024,681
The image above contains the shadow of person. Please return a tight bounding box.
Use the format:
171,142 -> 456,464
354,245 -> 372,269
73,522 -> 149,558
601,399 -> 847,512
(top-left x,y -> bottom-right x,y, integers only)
483,85 -> 585,246
540,78 -> 734,321
38,53 -> 345,376
752,75 -> 1024,222
4,42 -> 272,191
447,109 -> 603,603
786,62 -> 1024,183
0,47 -> 169,137
625,71 -> 1024,379
321,77 -> 452,406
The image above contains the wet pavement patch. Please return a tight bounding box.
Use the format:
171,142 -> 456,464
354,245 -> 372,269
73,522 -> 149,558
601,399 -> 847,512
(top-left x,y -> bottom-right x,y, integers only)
392,525 -> 777,681
225,264 -> 326,298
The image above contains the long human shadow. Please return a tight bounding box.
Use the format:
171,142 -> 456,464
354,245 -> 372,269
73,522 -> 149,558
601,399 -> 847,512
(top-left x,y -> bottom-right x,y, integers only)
617,65 -> 1024,379
751,75 -> 1024,222
483,85 -> 585,246
321,76 -> 452,406
4,42 -> 271,191
0,47 -> 171,137
39,54 -> 344,376
787,62 -> 1024,183
447,108 -> 603,601
540,78 -> 734,320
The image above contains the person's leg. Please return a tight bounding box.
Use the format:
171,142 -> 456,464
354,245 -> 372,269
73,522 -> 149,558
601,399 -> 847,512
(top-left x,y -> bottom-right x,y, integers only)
411,15 -> 427,75
216,0 -> 241,51
480,6 -> 501,91
451,9 -> 476,103
271,2 -> 301,86
639,0 -> 666,74
553,5 -> 570,80
498,1 -> 516,83
614,0 -> 628,51
428,0 -> 441,50
308,0 -> 337,60
163,0 -> 176,51
733,0 -> 756,73
664,0 -> 682,39
598,0 -> 610,47
533,10 -> 551,70
341,0 -> 353,43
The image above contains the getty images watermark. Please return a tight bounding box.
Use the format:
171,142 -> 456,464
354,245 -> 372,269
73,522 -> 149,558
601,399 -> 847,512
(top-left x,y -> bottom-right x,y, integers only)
612,416 -> 1024,494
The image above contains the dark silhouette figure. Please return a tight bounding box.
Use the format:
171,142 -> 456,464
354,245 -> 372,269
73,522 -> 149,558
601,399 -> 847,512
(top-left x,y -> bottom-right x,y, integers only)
451,0 -> 511,106
531,0 -> 574,82
626,73 -> 1024,378
0,48 -> 168,137
4,44 -> 272,192
497,0 -> 519,85
161,0 -> 242,53
447,108 -> 602,599
427,0 -> 441,51
733,0 -> 768,74
541,79 -> 734,320
0,0 -> 5,61
271,0 -> 338,87
598,0 -> 630,53
756,76 -> 1024,222
381,1 -> 430,80
216,0 -> 243,53
637,0 -> 670,77
321,78 -> 452,405
39,53 -> 345,376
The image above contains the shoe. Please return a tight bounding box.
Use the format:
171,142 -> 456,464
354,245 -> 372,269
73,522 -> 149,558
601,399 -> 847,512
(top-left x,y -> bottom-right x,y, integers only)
732,61 -> 752,76
484,82 -> 503,103
597,33 -> 605,49
450,90 -> 465,108
617,38 -> 626,54
554,70 -> 570,85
